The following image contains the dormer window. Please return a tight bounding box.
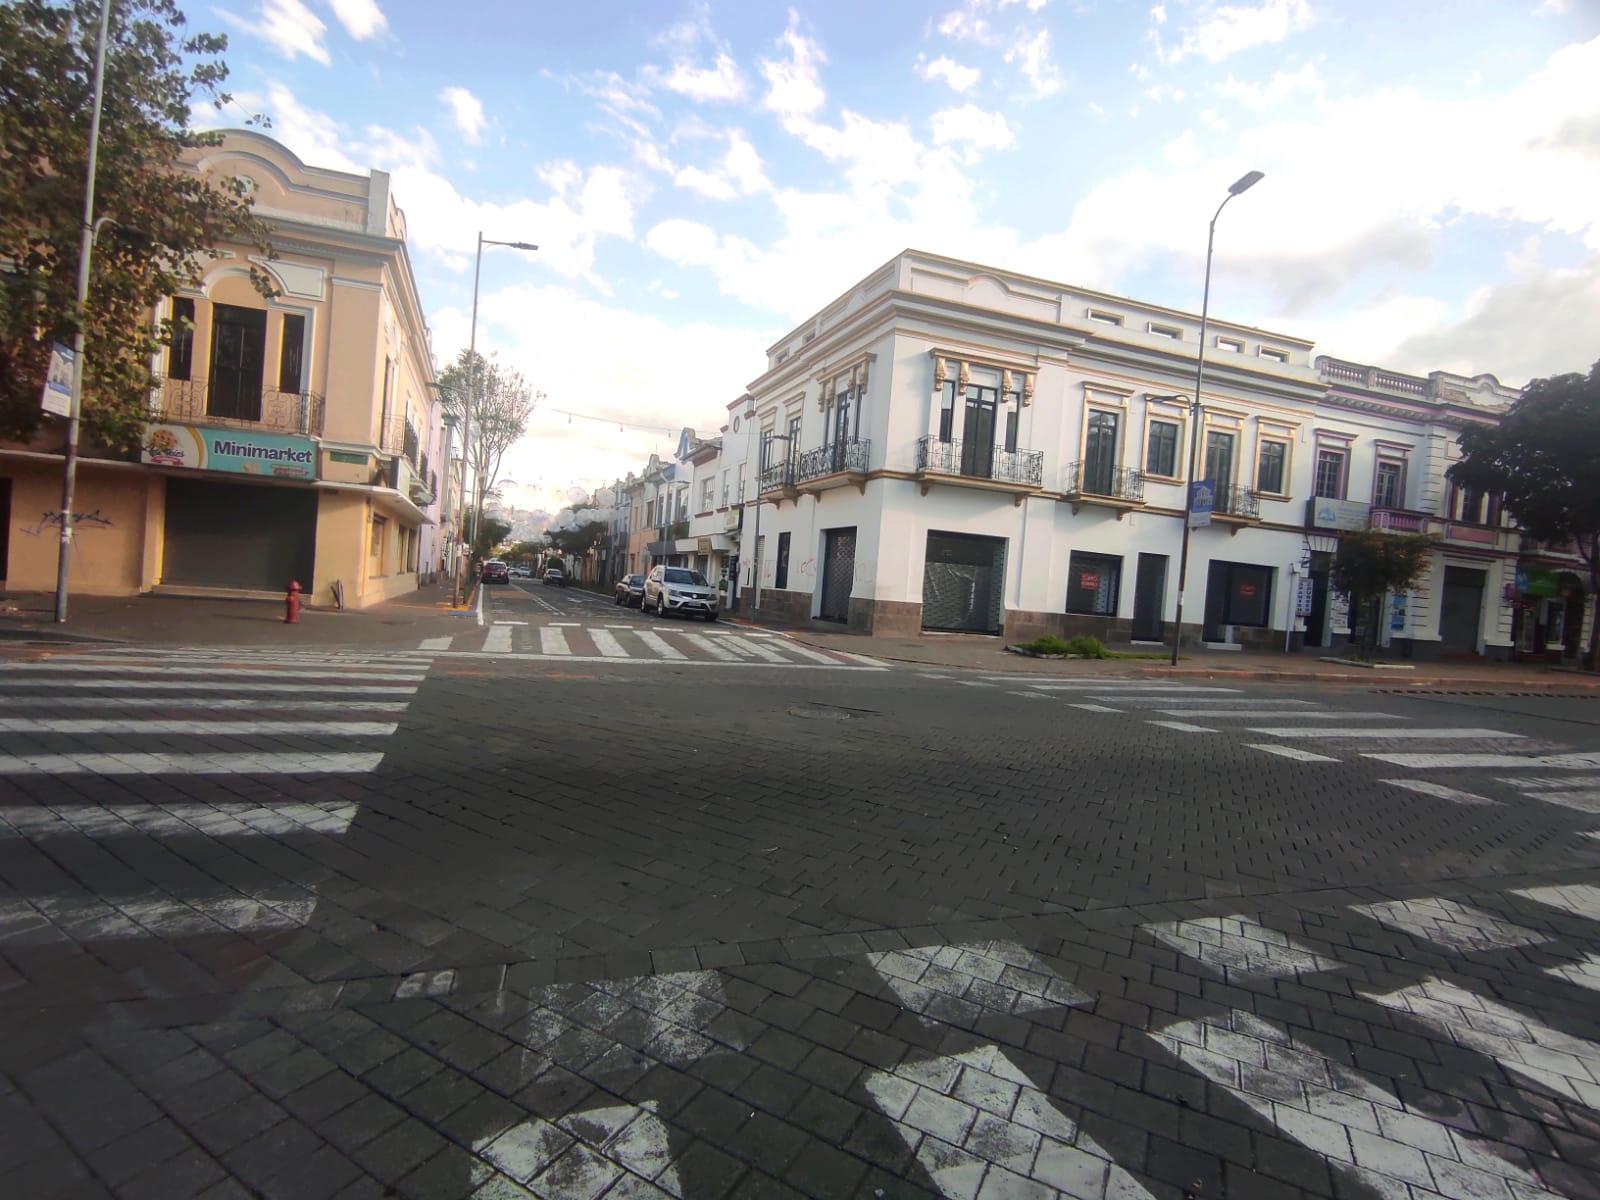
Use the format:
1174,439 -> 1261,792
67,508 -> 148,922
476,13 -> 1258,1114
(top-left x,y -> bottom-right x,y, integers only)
1087,309 -> 1123,326
1259,347 -> 1289,363
1147,322 -> 1182,340
1215,336 -> 1244,353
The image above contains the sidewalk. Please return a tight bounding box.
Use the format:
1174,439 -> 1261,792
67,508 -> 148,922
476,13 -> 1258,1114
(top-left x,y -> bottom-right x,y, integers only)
0,582 -> 477,649
732,620 -> 1600,690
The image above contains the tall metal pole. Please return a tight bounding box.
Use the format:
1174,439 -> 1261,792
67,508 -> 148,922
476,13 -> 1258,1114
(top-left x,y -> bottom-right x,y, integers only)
1169,170 -> 1263,666
453,232 -> 484,607
53,0 -> 113,623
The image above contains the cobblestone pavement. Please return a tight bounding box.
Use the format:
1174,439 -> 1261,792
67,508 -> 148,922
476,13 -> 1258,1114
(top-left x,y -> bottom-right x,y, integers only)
3,636 -> 1600,1199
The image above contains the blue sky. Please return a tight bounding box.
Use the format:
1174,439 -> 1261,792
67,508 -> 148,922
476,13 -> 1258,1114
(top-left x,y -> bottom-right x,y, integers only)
202,0 -> 1600,512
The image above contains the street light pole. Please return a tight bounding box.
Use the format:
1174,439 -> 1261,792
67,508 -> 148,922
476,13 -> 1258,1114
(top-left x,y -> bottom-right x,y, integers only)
53,0 -> 113,624
1169,169 -> 1264,667
453,232 -> 537,607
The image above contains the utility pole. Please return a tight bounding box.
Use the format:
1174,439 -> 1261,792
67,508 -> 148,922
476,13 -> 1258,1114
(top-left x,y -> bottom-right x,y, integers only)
53,0 -> 113,623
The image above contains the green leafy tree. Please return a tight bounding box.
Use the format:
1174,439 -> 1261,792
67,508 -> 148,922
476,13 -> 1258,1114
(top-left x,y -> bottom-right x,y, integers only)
436,350 -> 538,536
1331,529 -> 1436,657
469,515 -> 511,562
503,539 -> 542,568
1449,360 -> 1600,668
0,0 -> 274,449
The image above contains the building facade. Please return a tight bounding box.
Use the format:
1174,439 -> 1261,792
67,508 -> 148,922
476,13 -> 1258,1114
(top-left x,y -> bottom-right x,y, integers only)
725,250 -> 1580,660
0,130 -> 442,609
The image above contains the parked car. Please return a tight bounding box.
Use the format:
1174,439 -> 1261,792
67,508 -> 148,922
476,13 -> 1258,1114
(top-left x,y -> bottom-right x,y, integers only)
614,573 -> 645,607
511,565 -> 532,578
543,566 -> 565,587
643,565 -> 719,620
481,560 -> 509,584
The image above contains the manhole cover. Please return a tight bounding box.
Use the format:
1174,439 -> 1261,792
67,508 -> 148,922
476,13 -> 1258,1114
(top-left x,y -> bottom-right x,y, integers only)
788,706 -> 851,720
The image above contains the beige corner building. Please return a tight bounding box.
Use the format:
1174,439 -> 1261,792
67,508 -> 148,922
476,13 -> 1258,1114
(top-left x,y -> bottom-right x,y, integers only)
0,130 -> 448,609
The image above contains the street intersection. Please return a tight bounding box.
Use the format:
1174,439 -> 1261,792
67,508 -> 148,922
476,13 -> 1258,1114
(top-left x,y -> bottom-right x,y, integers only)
1,596 -> 1599,1199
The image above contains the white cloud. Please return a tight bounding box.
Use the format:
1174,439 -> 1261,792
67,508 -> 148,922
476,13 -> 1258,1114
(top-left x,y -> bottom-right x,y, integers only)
919,55 -> 982,94
1537,0 -> 1571,13
937,0 -> 1047,45
326,0 -> 387,40
439,87 -> 487,146
226,0 -> 331,66
670,130 -> 770,201
1217,62 -> 1323,108
1005,29 -> 1063,98
759,10 -> 828,119
1163,129 -> 1202,166
1155,0 -> 1315,65
663,53 -> 748,103
930,105 -> 1016,161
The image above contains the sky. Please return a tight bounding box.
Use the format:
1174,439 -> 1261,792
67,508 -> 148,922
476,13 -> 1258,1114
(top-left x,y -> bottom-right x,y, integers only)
197,0 -> 1600,516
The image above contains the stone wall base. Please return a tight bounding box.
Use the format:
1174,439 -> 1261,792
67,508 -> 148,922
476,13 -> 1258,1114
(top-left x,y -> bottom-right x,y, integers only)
852,598 -> 922,636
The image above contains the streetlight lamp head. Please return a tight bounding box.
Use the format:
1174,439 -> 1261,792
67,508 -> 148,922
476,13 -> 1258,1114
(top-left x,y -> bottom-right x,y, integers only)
510,242 -> 539,251
1229,170 -> 1265,195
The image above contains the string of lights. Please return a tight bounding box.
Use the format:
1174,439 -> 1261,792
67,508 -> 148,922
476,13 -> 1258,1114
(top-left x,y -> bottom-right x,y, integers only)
545,407 -> 683,437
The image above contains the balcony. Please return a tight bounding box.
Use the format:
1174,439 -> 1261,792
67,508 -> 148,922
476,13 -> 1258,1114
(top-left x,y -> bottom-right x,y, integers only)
1211,487 -> 1260,531
1370,507 -> 1435,535
1441,521 -> 1517,552
795,439 -> 870,495
1061,461 -> 1145,518
151,379 -> 324,437
759,462 -> 798,503
914,436 -> 1044,504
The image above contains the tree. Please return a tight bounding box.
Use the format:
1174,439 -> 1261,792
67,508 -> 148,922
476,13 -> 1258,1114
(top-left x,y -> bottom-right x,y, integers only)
1330,529 -> 1436,657
469,516 -> 511,562
1450,360 -> 1600,669
0,0 -> 273,449
502,539 -> 542,568
436,349 -> 538,541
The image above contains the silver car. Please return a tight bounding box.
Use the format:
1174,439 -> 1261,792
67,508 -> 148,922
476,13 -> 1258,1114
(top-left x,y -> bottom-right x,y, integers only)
644,566 -> 719,621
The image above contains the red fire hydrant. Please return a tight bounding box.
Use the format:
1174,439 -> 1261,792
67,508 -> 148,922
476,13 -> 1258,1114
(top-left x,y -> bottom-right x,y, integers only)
285,580 -> 301,624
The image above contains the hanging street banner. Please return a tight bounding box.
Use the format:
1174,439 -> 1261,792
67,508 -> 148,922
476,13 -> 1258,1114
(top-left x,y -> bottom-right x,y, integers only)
142,423 -> 317,480
1187,479 -> 1215,528
40,342 -> 74,416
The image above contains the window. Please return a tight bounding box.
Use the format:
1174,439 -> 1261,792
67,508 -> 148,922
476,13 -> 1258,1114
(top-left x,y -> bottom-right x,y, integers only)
735,463 -> 745,501
938,379 -> 957,442
168,297 -> 195,381
1215,336 -> 1243,353
787,413 -> 802,463
645,499 -> 655,525
1204,431 -> 1236,494
1145,419 -> 1179,478
369,515 -> 386,557
1373,460 -> 1403,509
1066,552 -> 1121,616
775,532 -> 791,589
1259,347 -> 1289,363
1003,381 -> 1022,453
1314,448 -> 1346,499
1256,440 -> 1287,495
278,312 -> 305,393
664,568 -> 708,585
1147,322 -> 1182,340
700,478 -> 714,511
721,470 -> 730,507
1087,309 -> 1123,326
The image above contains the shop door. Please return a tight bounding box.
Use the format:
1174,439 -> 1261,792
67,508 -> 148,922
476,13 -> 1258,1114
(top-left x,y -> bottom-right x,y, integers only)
163,476 -> 316,591
1131,553 -> 1166,641
208,304 -> 266,422
922,532 -> 1006,633
1439,566 -> 1485,653
1305,556 -> 1331,647
960,386 -> 997,478
819,528 -> 856,622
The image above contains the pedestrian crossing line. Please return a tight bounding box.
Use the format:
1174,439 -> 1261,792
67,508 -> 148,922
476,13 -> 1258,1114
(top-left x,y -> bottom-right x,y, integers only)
417,636 -> 453,651
0,719 -> 398,736
1066,702 -> 1120,713
1,802 -> 361,839
1246,744 -> 1339,763
589,630 -> 628,658
832,650 -> 887,666
714,636 -> 760,659
71,651 -> 428,667
0,752 -> 385,775
493,620 -> 528,625
1023,682 -> 1239,692
735,638 -> 791,664
1127,697 -> 1315,707
1382,779 -> 1499,805
549,622 -> 578,627
1149,720 -> 1216,733
3,662 -> 426,682
633,631 -> 686,660
1527,790 -> 1600,813
1364,751 -> 1600,770
0,680 -> 417,695
539,628 -> 571,655
681,633 -> 738,661
482,625 -> 514,654
421,650 -> 881,669
1248,726 -> 1520,740
1007,690 -> 1052,701
1495,775 -> 1600,791
1155,709 -> 1403,720
773,641 -> 847,665
0,696 -> 412,712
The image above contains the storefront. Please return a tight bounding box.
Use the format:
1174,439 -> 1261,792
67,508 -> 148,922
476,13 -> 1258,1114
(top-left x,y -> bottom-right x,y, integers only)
922,531 -> 1005,632
1202,559 -> 1274,645
1512,566 -> 1586,662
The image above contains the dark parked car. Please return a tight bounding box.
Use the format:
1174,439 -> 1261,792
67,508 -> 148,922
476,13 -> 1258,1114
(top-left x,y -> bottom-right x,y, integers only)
614,573 -> 645,607
543,567 -> 566,587
481,560 -> 509,584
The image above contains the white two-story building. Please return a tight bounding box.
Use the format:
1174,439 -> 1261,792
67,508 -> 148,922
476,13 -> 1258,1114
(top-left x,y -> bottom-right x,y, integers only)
729,249 -> 1551,659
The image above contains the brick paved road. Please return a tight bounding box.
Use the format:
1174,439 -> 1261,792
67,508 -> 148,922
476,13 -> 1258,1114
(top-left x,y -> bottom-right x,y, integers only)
2,635 -> 1599,1199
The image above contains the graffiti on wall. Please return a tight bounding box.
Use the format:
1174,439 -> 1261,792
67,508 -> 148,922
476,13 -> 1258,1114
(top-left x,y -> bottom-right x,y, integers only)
21,509 -> 115,537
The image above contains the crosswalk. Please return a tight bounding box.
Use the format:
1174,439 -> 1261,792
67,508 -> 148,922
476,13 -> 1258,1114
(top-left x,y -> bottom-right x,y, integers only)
0,646 -> 431,948
995,674 -> 1600,815
428,622 -> 883,669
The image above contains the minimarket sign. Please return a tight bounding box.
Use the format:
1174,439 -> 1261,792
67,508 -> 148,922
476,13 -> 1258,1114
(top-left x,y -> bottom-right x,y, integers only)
142,423 -> 316,480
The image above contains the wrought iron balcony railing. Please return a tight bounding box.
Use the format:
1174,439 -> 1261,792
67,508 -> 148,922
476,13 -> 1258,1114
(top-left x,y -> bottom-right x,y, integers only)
795,439 -> 870,482
759,462 -> 796,494
151,379 -> 325,437
1214,486 -> 1260,520
1062,461 -> 1145,502
914,436 -> 1044,488
1369,507 -> 1435,535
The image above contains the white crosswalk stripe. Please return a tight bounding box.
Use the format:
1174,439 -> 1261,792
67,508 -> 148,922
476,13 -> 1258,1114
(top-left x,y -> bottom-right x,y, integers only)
589,629 -> 628,658
633,631 -> 685,660
1383,779 -> 1498,805
1250,725 -> 1520,740
0,719 -> 397,736
540,627 -> 571,655
1365,751 -> 1600,770
2,662 -> 425,681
